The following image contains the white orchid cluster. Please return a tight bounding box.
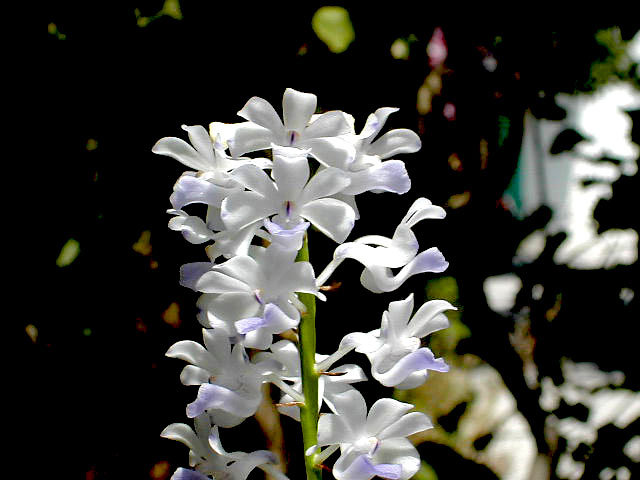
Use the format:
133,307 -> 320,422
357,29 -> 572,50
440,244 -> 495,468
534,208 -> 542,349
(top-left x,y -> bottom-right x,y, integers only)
154,88 -> 456,480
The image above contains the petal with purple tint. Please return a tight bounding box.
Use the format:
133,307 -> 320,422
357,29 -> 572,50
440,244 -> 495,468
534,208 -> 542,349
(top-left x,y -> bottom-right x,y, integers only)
371,348 -> 449,387
186,383 -> 260,418
333,453 -> 402,480
341,160 -> 410,196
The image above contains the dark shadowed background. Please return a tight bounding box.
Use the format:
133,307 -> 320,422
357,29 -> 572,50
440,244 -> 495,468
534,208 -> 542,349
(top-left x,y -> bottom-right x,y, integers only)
41,3 -> 639,479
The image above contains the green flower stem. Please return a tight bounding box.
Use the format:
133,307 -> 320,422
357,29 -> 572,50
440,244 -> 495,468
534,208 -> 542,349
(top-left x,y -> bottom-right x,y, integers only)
296,233 -> 323,480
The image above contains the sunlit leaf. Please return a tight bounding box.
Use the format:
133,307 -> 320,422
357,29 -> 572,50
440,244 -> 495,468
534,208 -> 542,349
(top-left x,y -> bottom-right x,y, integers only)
162,302 -> 181,328
56,238 -> 80,267
133,230 -> 152,256
25,324 -> 38,343
311,7 -> 355,54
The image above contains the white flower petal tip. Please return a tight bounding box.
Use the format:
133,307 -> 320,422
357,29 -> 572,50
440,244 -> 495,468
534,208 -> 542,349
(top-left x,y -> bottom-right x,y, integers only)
305,445 -> 319,456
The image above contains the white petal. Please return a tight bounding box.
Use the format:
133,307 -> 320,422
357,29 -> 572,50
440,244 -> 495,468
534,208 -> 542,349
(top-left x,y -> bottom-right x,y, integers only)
180,365 -> 211,385
342,160 -> 410,195
303,110 -> 352,139
221,191 -> 277,231
282,88 -> 317,132
371,438 -> 420,480
300,167 -> 351,203
317,413 -> 355,447
371,348 -> 449,387
368,129 -> 421,158
237,96 -> 285,136
166,340 -> 218,372
386,294 -> 414,336
153,136 -> 210,171
182,125 -> 215,162
377,412 -> 432,440
170,174 -> 232,210
303,137 -> 355,170
366,398 -> 414,436
228,122 -> 274,157
161,423 -> 210,461
361,107 -> 399,139
406,299 -> 455,338
300,198 -> 355,243
272,152 -> 310,202
231,164 -> 278,198
400,198 -> 446,228
195,271 -> 252,294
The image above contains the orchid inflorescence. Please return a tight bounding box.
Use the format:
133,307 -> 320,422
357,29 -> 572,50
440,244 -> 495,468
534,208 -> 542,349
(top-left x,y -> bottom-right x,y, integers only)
154,88 -> 456,480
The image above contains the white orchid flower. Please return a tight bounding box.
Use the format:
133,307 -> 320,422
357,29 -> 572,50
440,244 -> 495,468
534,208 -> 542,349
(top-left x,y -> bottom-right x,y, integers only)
315,389 -> 432,480
162,414 -> 288,480
181,242 -> 324,348
366,294 -> 452,389
324,107 -> 421,218
229,88 -> 355,168
153,124 -> 271,178
222,146 -> 356,243
166,328 -> 280,427
317,198 -> 448,292
317,293 -> 453,389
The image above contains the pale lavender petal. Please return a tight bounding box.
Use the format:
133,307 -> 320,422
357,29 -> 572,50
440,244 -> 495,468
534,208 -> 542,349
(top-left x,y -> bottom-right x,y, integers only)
370,437 -> 420,480
170,174 -> 231,210
282,88 -> 317,133
264,219 -> 309,251
179,262 -> 212,290
368,129 -> 421,159
235,316 -> 265,334
361,107 -> 399,139
360,247 -> 448,293
186,383 -> 259,418
342,160 -> 410,196
170,468 -> 210,480
303,110 -> 352,139
372,348 -> 449,387
377,412 -> 433,440
237,96 -> 285,135
334,453 -> 401,480
300,198 -> 355,243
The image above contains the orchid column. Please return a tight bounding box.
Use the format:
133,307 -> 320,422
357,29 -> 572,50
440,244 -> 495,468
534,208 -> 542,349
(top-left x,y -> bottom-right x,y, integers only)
154,88 -> 455,480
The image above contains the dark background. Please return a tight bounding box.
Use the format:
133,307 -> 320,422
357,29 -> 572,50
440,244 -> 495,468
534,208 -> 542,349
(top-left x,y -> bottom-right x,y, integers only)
41,3 -> 638,479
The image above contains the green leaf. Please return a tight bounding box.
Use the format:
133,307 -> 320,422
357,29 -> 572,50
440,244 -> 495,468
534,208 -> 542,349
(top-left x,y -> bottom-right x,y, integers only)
56,238 -> 80,267
311,7 -> 355,54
